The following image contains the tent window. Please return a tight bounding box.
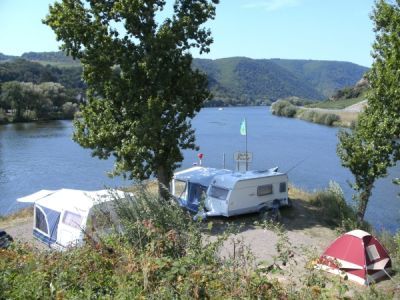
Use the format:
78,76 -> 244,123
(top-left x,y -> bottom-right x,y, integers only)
257,184 -> 273,196
279,182 -> 287,193
173,180 -> 187,200
210,186 -> 229,200
62,211 -> 83,230
366,245 -> 380,261
35,207 -> 48,235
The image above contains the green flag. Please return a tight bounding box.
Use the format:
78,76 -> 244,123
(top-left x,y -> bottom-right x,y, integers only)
240,119 -> 246,136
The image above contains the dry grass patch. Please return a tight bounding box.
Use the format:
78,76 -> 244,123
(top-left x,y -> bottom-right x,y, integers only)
0,207 -> 33,228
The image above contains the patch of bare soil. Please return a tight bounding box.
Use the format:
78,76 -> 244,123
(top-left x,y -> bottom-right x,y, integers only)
204,197 -> 338,285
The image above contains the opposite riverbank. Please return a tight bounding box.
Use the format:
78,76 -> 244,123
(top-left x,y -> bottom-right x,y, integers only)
271,99 -> 367,128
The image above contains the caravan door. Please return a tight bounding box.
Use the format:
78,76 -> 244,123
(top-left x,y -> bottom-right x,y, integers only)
57,210 -> 86,247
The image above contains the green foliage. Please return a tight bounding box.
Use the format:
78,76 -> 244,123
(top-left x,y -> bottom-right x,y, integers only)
0,81 -> 76,121
1,53 -> 368,107
61,102 -> 79,118
309,181 -> 361,232
113,188 -> 195,258
44,0 -> 219,192
271,58 -> 368,98
0,190 -> 288,299
337,120 -> 392,222
297,110 -> 340,126
271,100 -> 299,117
21,51 -> 80,66
337,0 -> 400,222
1,189 -> 398,299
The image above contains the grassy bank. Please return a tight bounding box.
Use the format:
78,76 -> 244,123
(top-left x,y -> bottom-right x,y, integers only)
305,97 -> 365,110
1,184 -> 399,298
271,99 -> 362,127
0,207 -> 33,227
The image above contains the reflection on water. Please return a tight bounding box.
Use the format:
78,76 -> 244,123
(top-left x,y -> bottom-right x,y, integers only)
0,108 -> 399,232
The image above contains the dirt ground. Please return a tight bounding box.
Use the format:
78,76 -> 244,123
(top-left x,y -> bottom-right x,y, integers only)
1,194 -> 398,296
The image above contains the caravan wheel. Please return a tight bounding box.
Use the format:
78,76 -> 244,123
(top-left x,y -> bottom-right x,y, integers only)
0,230 -> 13,249
259,207 -> 281,223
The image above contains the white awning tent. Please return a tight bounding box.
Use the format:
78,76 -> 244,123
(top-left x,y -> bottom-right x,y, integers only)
17,188 -> 126,249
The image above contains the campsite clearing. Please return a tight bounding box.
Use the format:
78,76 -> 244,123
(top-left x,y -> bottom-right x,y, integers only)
1,186 -> 398,295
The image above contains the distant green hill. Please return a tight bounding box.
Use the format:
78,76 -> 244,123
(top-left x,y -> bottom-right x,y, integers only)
21,51 -> 80,67
193,57 -> 325,105
270,58 -> 368,98
0,51 -> 369,106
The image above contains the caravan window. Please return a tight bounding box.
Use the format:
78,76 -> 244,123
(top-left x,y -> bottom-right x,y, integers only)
173,180 -> 187,200
279,182 -> 287,193
257,184 -> 273,196
209,186 -> 229,200
62,211 -> 83,230
35,207 -> 48,235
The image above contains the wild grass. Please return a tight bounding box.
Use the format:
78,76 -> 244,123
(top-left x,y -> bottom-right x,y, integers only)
296,109 -> 340,126
306,96 -> 365,109
0,207 -> 33,227
0,186 -> 398,298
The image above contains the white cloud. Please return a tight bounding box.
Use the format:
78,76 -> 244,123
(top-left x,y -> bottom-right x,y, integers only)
242,0 -> 300,12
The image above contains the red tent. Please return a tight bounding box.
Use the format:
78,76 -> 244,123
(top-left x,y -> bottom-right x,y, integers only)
316,229 -> 392,285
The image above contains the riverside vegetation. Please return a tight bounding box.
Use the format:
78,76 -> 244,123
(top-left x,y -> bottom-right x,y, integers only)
1,184 -> 399,299
1,52 -> 368,109
270,78 -> 369,127
0,59 -> 84,124
271,99 -> 342,127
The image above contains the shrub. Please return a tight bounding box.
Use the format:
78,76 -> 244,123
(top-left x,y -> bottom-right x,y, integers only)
271,100 -> 298,117
0,108 -> 8,124
322,113 -> 340,126
0,188 -> 292,299
61,102 -> 79,119
297,110 -> 340,126
297,109 -> 316,122
310,181 -> 358,230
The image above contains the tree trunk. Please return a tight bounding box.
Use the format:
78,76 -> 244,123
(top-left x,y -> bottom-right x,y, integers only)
356,184 -> 372,223
156,165 -> 171,201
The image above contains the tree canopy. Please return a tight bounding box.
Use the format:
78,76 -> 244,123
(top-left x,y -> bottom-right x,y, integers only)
44,0 -> 219,192
337,0 -> 400,222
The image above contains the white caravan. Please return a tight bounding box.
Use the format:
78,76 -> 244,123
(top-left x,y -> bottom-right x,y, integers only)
172,166 -> 289,218
17,189 -> 125,250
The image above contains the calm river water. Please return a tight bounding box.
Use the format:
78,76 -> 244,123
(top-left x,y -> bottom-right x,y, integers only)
1,107 -> 399,231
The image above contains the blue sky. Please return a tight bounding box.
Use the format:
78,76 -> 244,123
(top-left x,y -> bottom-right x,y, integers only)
0,0 -> 376,67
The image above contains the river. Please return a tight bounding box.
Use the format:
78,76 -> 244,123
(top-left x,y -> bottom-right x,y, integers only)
1,107 -> 399,231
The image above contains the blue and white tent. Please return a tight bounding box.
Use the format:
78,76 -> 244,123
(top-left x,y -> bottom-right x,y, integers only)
17,189 -> 125,249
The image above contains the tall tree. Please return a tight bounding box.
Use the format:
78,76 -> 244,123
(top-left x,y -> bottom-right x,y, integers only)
1,81 -> 26,121
44,0 -> 218,195
337,0 -> 400,222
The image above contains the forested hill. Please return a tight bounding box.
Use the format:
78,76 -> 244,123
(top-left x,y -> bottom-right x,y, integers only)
270,59 -> 369,98
0,51 -> 368,106
193,57 -> 368,106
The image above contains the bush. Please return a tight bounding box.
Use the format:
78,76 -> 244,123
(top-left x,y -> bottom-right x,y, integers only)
0,189 -> 288,299
310,181 -> 358,230
271,100 -> 299,117
62,102 -> 79,119
0,108 -> 8,124
322,113 -> 340,126
297,110 -> 340,126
